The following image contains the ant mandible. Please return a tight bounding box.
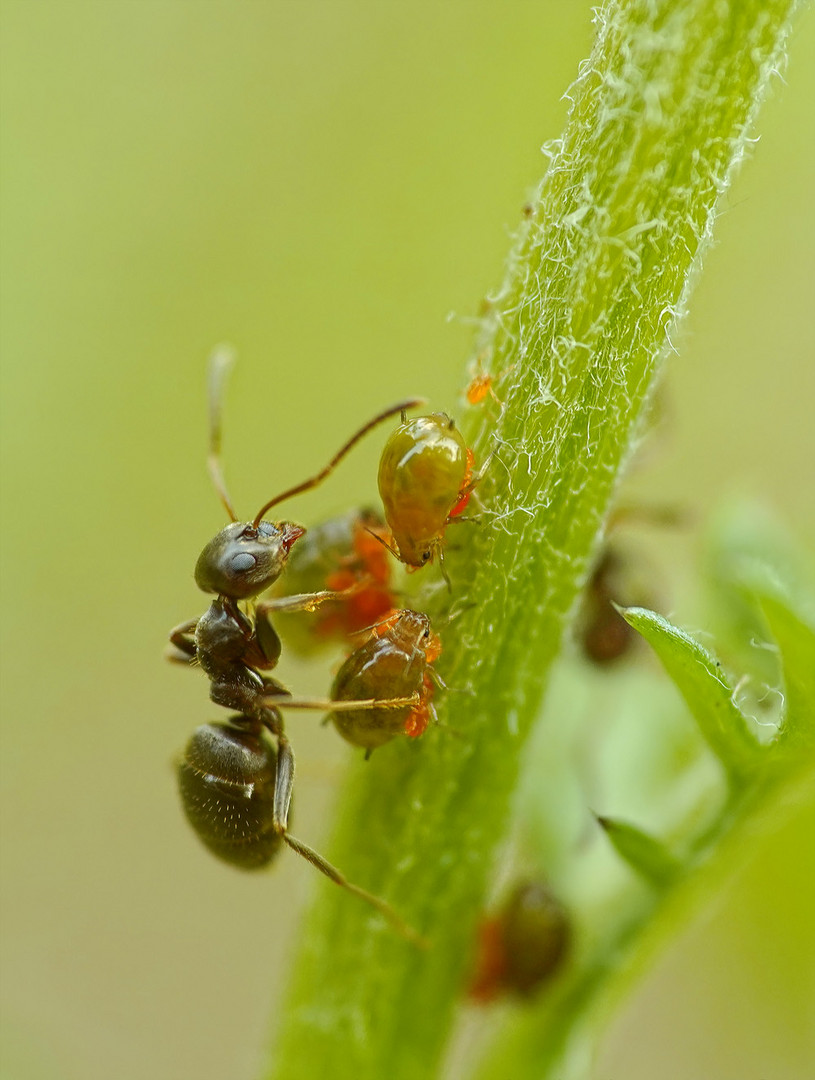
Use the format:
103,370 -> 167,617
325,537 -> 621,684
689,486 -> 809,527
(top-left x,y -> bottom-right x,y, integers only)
167,348 -> 424,941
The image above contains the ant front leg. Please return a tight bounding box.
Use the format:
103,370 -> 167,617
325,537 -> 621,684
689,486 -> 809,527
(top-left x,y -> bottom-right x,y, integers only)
166,617 -> 200,665
251,590 -> 354,670
255,582 -> 364,619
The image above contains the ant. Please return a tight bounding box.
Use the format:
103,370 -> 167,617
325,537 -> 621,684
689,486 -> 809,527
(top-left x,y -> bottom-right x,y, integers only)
271,507 -> 396,655
167,348 -> 425,941
377,411 -> 479,574
328,609 -> 443,759
468,880 -> 571,1003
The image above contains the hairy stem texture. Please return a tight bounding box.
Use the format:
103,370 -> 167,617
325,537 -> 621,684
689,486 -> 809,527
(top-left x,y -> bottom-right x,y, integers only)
268,2 -> 802,1078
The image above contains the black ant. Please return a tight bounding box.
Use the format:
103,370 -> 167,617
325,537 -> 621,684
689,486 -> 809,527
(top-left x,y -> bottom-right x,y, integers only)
167,348 -> 424,941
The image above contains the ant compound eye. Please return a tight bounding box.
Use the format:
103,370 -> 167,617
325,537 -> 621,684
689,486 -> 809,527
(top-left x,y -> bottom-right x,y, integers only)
230,552 -> 257,573
422,550 -> 431,564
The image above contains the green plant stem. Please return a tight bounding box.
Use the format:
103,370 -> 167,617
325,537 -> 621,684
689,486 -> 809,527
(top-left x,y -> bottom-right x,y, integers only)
267,2 -> 803,1078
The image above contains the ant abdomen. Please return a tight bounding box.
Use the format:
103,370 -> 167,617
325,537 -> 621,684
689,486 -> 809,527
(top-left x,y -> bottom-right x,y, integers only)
177,718 -> 283,871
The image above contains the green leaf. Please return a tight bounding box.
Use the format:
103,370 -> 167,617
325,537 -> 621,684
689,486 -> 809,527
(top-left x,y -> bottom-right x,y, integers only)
620,607 -> 761,784
595,814 -> 681,889
761,596 -> 815,752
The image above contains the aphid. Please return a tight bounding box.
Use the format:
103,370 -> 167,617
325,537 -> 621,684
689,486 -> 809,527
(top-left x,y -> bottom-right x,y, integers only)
272,508 -> 396,655
327,609 -> 442,758
168,349 -> 423,938
377,412 -> 475,570
466,373 -> 497,407
469,880 -> 571,1003
577,504 -> 679,665
577,547 -> 637,665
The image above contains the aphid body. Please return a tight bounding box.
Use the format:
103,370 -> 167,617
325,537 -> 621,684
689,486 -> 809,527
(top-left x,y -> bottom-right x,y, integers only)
469,881 -> 571,1003
273,509 -> 395,654
378,413 -> 471,567
329,609 -> 439,755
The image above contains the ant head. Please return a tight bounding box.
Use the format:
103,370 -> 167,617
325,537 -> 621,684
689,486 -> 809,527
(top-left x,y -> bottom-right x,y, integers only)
194,520 -> 305,600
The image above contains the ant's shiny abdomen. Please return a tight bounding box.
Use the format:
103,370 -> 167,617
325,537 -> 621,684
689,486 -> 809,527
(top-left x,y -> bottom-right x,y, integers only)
177,719 -> 283,871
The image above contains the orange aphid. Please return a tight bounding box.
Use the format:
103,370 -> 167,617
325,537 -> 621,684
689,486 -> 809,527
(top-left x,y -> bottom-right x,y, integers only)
466,374 -> 495,406
449,449 -> 475,519
322,517 -> 395,638
403,630 -> 442,738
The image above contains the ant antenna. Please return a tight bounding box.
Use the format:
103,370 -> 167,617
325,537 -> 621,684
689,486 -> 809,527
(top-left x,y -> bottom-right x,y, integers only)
206,345 -> 239,523
252,398 -> 425,528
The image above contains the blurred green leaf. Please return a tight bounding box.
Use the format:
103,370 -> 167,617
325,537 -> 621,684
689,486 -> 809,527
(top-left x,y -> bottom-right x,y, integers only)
761,596 -> 815,752
595,814 -> 682,889
620,607 -> 761,784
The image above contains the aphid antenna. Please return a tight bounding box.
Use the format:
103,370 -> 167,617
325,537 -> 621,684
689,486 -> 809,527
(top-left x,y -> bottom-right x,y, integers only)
353,608 -> 407,638
206,344 -> 239,523
252,398 -> 426,528
363,525 -> 401,560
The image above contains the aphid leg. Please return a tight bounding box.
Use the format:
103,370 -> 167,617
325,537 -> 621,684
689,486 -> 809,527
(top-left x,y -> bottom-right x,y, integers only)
438,546 -> 453,592
166,617 -> 200,664
273,732 -> 425,946
449,448 -> 496,519
206,345 -> 239,522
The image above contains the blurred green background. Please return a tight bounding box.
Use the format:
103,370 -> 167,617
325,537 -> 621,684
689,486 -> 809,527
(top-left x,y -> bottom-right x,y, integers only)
1,3 -> 812,1079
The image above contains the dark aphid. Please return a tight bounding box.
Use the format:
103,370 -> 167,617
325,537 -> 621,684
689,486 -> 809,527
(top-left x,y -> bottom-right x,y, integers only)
377,412 -> 475,570
272,508 -> 396,655
469,880 -> 571,1003
328,609 -> 442,757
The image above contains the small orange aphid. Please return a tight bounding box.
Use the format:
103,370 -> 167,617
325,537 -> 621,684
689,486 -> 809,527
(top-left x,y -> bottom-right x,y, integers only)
378,413 -> 476,570
464,356 -> 512,408
272,509 -> 397,654
322,515 -> 395,639
403,629 -> 442,738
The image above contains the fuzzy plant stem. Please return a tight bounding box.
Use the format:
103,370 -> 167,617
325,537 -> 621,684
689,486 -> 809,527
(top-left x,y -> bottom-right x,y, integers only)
267,2 -> 803,1078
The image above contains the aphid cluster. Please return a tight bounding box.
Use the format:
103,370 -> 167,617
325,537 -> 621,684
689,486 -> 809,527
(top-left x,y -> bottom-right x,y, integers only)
167,351 -> 478,933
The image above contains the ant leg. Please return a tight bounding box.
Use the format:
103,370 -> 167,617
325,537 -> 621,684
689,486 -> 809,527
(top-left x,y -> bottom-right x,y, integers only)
262,693 -> 420,711
271,735 -> 425,945
206,345 -> 238,522
166,617 -> 199,664
272,731 -> 295,834
252,398 -> 425,526
255,583 -> 364,619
